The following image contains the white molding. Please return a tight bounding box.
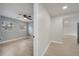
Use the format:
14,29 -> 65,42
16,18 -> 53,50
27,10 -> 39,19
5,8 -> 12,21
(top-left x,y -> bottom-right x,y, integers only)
0,36 -> 31,44
64,35 -> 77,39
50,40 -> 64,44
41,42 -> 51,56
64,34 -> 77,37
41,40 -> 64,56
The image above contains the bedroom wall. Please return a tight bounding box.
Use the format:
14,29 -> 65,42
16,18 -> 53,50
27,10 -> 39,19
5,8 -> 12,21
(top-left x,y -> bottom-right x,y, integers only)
37,4 -> 51,56
0,16 -> 28,42
50,16 -> 64,43
64,22 -> 77,37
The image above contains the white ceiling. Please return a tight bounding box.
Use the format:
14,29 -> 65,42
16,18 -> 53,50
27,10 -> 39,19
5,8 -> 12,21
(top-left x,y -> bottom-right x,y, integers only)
0,3 -> 33,22
64,15 -> 79,24
44,3 -> 79,16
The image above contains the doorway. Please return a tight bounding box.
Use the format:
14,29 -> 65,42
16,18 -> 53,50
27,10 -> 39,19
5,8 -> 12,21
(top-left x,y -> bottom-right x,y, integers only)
63,15 -> 78,45
0,3 -> 33,56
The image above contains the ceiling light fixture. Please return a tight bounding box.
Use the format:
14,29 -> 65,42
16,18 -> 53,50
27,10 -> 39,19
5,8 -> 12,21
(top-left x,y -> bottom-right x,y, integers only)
23,14 -> 32,20
18,13 -> 32,20
24,17 -> 27,20
62,5 -> 68,10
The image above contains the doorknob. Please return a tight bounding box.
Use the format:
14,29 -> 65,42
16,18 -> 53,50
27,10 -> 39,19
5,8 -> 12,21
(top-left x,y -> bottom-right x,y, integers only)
33,36 -> 35,38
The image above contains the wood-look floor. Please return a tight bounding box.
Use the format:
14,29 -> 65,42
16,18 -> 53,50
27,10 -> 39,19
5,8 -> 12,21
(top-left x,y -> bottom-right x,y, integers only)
45,36 -> 79,56
0,38 -> 33,56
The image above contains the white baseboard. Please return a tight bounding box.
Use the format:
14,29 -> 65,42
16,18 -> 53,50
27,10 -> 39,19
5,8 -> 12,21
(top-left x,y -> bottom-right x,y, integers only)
0,36 -> 31,44
64,35 -> 77,37
41,40 -> 63,56
41,42 -> 51,56
50,40 -> 64,44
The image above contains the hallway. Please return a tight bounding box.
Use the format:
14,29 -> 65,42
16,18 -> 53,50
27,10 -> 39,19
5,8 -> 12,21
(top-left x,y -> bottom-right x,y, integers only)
45,36 -> 79,56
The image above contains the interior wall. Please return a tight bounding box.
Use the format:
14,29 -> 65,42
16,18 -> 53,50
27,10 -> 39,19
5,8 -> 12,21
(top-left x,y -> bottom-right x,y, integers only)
64,22 -> 77,37
37,4 -> 51,56
50,13 -> 79,43
63,13 -> 79,38
0,16 -> 2,40
27,22 -> 33,36
50,16 -> 64,43
0,16 -> 28,42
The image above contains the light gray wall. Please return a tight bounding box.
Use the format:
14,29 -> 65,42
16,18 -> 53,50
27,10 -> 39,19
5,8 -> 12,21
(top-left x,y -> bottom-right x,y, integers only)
64,22 -> 77,37
38,4 -> 51,56
63,15 -> 79,37
0,16 -> 2,40
50,13 -> 79,43
27,22 -> 33,36
51,16 -> 64,43
0,16 -> 28,42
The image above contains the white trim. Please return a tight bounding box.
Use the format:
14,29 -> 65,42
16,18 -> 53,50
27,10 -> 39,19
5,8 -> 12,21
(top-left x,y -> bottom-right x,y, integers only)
0,36 -> 31,44
64,34 -> 77,37
41,42 -> 51,56
50,40 -> 64,44
41,40 -> 64,56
